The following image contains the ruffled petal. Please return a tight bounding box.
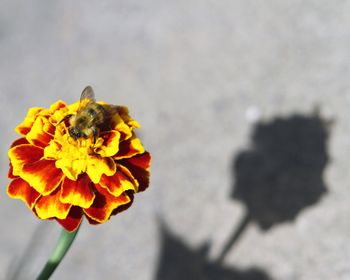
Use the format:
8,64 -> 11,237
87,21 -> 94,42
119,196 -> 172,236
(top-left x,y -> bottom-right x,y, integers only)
84,184 -> 131,223
50,101 -> 75,125
117,164 -> 139,187
8,144 -> 43,176
114,134 -> 145,159
66,100 -> 80,114
48,100 -> 67,113
35,189 -> 71,219
56,158 -> 87,181
21,159 -> 64,195
95,130 -> 120,157
56,206 -> 83,232
86,156 -> 116,184
118,152 -> 151,192
44,140 -> 62,159
60,175 -> 95,208
8,163 -> 16,179
84,215 -> 100,225
117,106 -> 141,129
99,167 -> 137,197
36,100 -> 68,119
16,107 -> 43,135
8,138 -> 29,178
7,178 -> 41,209
26,116 -> 54,147
110,112 -> 133,140
111,191 -> 134,216
11,137 -> 29,148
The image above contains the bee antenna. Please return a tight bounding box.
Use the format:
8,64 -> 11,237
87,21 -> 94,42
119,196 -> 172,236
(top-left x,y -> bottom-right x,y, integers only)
58,114 -> 73,125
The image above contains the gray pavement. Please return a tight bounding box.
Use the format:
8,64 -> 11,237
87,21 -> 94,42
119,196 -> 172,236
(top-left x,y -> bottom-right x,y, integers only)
0,1 -> 350,279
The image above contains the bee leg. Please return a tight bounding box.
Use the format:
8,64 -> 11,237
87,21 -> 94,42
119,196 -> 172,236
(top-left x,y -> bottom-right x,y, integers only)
58,114 -> 73,125
91,127 -> 99,144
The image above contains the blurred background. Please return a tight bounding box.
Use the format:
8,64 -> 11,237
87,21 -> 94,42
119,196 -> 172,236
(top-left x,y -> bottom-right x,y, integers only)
0,1 -> 349,279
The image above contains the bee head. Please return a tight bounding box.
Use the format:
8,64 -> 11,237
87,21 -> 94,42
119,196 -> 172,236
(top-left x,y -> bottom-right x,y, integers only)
68,127 -> 83,140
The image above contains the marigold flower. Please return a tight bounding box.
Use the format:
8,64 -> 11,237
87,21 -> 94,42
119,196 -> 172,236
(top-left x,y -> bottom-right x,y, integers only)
7,96 -> 150,232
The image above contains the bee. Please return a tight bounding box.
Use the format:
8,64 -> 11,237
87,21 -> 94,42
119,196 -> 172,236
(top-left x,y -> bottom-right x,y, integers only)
60,86 -> 117,143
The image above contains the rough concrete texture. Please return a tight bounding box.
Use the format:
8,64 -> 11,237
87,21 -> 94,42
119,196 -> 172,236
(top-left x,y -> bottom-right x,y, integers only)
0,1 -> 349,279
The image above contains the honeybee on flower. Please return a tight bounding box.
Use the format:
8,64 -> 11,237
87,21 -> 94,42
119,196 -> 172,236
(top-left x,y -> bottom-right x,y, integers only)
7,86 -> 151,232
60,86 -> 119,143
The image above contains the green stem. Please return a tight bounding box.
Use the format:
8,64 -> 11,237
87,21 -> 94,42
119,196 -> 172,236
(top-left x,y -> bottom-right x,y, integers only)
36,224 -> 81,280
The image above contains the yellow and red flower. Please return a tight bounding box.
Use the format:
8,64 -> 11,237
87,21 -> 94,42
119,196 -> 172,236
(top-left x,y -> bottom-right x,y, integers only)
7,100 -> 150,232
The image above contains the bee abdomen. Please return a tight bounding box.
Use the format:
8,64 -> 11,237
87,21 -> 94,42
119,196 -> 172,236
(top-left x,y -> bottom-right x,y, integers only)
87,107 -> 97,118
87,104 -> 106,126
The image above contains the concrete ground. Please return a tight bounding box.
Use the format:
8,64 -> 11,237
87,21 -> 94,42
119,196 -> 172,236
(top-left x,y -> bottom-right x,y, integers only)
0,1 -> 350,279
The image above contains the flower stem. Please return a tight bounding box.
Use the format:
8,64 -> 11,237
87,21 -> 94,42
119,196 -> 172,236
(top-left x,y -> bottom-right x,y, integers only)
36,224 -> 81,280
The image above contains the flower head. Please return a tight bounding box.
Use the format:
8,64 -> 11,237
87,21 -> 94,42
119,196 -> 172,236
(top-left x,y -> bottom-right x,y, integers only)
8,94 -> 150,232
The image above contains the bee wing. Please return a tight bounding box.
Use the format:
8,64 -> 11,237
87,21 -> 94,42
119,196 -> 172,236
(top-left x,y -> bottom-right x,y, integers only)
78,86 -> 96,113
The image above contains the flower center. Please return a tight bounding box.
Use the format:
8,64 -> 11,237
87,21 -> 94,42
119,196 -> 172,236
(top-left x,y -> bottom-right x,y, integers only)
44,127 -> 104,181
61,135 -> 94,159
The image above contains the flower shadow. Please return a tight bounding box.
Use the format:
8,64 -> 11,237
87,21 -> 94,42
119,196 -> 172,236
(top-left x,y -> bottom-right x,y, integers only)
155,222 -> 272,280
219,112 -> 331,261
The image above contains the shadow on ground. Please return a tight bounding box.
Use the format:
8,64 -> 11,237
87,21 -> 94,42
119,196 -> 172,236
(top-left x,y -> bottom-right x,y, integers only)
232,112 -> 330,229
219,112 -> 331,261
155,112 -> 332,279
155,222 -> 271,280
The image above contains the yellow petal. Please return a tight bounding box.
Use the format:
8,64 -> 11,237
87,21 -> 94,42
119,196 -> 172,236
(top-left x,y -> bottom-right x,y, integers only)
95,130 -> 121,157
114,134 -> 145,160
16,107 -> 43,135
110,113 -> 133,140
60,175 -> 95,208
35,189 -> 72,219
99,167 -> 137,197
26,116 -> 54,147
56,158 -> 87,181
86,156 -> 116,184
83,184 -> 131,223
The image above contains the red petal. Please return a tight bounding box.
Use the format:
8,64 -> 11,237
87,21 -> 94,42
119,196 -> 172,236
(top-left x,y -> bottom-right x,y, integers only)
60,175 -> 96,209
21,160 -> 63,195
8,163 -> 16,179
94,130 -> 120,157
84,184 -> 131,223
111,191 -> 134,216
7,178 -> 41,209
84,215 -> 100,225
99,168 -> 136,197
114,135 -> 145,159
123,151 -> 150,170
10,138 -> 29,148
35,188 -> 71,219
8,144 -> 43,176
8,138 -> 29,179
25,116 -> 54,147
117,152 -> 151,192
56,206 -> 83,232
